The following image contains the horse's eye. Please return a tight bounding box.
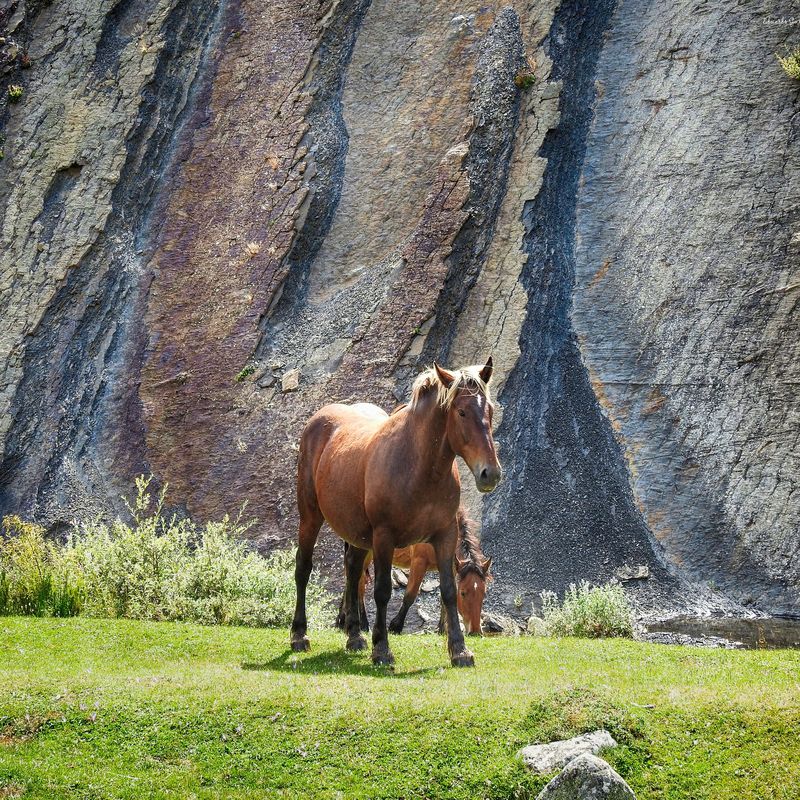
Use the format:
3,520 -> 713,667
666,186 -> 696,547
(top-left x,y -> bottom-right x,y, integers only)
458,409 -> 465,417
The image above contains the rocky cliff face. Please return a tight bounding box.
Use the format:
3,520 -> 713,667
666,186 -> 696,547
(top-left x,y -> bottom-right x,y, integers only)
1,0 -> 798,615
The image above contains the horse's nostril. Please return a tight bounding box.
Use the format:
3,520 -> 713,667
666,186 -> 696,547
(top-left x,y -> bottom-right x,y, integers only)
480,467 -> 489,481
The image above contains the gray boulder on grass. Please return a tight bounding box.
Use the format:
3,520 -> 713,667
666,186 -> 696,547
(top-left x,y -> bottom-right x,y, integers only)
535,753 -> 636,800
519,729 -> 617,774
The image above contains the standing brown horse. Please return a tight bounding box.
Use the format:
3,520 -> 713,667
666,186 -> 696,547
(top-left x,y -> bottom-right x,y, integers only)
335,509 -> 492,635
291,359 -> 501,667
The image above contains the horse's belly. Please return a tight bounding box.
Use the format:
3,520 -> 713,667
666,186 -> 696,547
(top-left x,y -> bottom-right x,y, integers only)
314,432 -> 373,549
319,497 -> 372,549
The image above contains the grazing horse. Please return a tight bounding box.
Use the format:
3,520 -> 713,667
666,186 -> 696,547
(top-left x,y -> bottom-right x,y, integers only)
335,508 -> 492,635
291,359 -> 501,667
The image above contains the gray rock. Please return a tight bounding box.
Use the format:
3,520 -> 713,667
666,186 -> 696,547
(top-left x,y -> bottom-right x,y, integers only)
519,730 -> 617,774
616,565 -> 650,582
257,374 -> 276,389
391,568 -> 408,588
482,613 -> 506,634
481,612 -> 523,636
535,753 -> 635,800
281,369 -> 301,393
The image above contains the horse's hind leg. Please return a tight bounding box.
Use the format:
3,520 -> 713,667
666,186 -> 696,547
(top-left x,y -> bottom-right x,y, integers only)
335,542 -> 348,630
358,556 -> 371,631
389,554 -> 426,634
336,545 -> 370,632
370,533 -> 395,666
291,470 -> 324,652
344,544 -> 369,651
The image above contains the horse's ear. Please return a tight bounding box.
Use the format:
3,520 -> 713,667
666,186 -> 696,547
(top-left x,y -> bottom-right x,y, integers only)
434,361 -> 456,389
455,555 -> 468,572
479,356 -> 493,384
481,556 -> 492,574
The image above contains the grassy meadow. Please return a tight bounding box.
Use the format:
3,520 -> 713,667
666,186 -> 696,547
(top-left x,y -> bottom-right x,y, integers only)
1,618 -> 799,799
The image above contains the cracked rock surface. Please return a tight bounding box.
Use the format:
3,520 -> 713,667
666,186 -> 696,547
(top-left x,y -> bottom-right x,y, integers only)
0,0 -> 797,615
535,754 -> 636,800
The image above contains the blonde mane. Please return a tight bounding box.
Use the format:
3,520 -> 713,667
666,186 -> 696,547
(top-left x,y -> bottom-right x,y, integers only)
410,364 -> 491,410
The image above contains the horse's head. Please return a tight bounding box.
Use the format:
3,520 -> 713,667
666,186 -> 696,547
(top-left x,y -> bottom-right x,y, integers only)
433,358 -> 502,493
456,556 -> 492,635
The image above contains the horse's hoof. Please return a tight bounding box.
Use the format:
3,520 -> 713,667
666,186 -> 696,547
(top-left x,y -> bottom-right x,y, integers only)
346,635 -> 367,652
290,635 -> 310,652
371,648 -> 395,666
451,649 -> 475,668
388,619 -> 404,634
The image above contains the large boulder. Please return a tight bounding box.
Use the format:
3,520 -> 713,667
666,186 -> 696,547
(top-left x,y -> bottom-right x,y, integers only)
535,753 -> 635,800
519,729 -> 617,774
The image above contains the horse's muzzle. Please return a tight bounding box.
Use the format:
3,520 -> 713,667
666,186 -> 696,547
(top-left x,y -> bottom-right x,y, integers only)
474,463 -> 502,493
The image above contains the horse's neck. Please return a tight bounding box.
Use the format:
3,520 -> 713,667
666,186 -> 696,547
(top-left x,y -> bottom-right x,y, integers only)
401,395 -> 455,486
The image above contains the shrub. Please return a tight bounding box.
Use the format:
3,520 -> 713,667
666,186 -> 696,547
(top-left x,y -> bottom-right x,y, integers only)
777,47 -> 800,80
535,581 -> 633,638
7,84 -> 23,102
1,477 -> 330,629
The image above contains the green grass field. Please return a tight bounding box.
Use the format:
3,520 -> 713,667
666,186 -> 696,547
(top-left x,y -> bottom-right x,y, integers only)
1,617 -> 799,799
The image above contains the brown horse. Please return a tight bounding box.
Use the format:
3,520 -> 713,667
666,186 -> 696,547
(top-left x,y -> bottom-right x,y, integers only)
335,509 -> 492,635
291,359 -> 501,667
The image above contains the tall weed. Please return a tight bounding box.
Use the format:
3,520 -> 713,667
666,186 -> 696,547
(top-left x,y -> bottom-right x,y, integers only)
0,516 -> 84,616
534,581 -> 634,638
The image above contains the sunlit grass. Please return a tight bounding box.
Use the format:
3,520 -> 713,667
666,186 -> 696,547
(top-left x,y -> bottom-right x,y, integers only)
1,618 -> 798,799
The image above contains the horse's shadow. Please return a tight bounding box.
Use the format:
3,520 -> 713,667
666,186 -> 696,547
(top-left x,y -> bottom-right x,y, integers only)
242,648 -> 440,679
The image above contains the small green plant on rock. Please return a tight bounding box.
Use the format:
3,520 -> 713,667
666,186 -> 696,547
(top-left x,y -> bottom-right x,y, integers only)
535,580 -> 634,638
7,84 -> 24,102
235,364 -> 256,382
777,47 -> 800,79
514,58 -> 537,90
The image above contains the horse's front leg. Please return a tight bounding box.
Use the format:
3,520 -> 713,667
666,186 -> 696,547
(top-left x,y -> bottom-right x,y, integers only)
434,534 -> 474,667
370,534 -> 395,666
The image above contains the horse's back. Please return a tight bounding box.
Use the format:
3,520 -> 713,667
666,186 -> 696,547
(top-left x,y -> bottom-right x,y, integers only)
301,403 -> 387,454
